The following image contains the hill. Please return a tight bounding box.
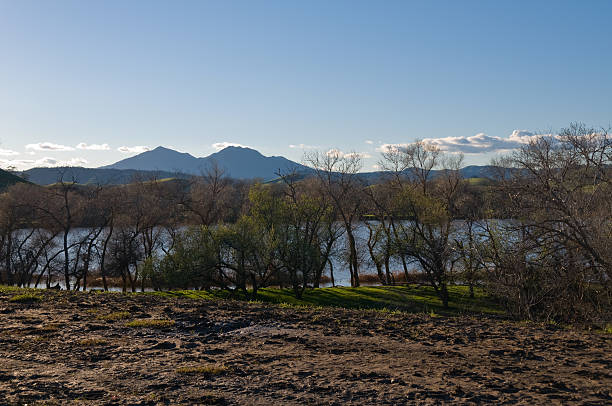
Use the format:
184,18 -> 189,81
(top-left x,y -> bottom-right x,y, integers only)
103,146 -> 313,180
23,167 -> 188,186
18,146 -> 504,185
0,168 -> 29,190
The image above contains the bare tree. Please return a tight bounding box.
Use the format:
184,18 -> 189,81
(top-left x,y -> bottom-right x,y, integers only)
380,141 -> 464,307
305,150 -> 364,287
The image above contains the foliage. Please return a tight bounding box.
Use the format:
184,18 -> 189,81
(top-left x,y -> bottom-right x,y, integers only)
9,293 -> 42,303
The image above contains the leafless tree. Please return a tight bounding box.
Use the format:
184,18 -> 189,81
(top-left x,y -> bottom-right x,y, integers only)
305,150 -> 364,287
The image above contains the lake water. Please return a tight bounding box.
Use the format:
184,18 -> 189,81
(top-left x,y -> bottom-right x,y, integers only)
18,220 -> 496,290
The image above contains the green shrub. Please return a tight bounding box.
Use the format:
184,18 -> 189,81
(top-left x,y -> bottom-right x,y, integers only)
9,293 -> 42,303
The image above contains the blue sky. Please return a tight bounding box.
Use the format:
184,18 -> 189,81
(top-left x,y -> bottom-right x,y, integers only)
1,0 -> 611,170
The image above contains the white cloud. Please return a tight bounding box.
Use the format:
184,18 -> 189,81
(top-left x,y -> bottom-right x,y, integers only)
377,131 -> 554,155
77,143 -> 110,151
421,130 -> 552,154
376,143 -> 411,153
1,157 -> 88,170
212,142 -> 250,151
0,159 -> 34,170
117,145 -> 151,154
347,152 -> 371,159
0,148 -> 19,156
34,157 -> 88,167
289,143 -> 317,149
365,140 -> 374,145
25,142 -> 75,152
325,149 -> 371,159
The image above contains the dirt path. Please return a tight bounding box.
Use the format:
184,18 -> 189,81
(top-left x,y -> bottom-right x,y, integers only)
0,290 -> 610,405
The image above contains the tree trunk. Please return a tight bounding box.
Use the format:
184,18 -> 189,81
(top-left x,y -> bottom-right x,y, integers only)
441,282 -> 449,308
63,230 -> 71,291
346,229 -> 360,287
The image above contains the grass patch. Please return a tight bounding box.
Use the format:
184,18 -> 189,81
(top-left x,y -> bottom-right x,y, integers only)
39,322 -> 63,332
97,311 -> 131,321
154,285 -> 503,317
79,337 -> 108,346
9,293 -> 42,303
126,319 -> 175,328
176,365 -> 228,376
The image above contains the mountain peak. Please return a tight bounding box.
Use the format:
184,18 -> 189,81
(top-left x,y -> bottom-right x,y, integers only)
102,145 -> 310,179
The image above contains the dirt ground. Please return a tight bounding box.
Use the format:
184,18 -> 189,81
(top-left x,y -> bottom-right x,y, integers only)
0,290 -> 610,405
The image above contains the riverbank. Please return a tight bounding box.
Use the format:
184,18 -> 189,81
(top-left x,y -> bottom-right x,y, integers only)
0,287 -> 610,404
153,284 -> 503,317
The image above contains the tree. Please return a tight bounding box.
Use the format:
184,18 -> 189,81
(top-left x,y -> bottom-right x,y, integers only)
380,141 -> 464,307
486,123 -> 611,321
305,150 -> 364,287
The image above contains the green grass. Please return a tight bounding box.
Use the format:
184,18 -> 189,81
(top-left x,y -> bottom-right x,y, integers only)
466,177 -> 494,186
126,319 -> 175,328
154,285 -> 503,317
1,283 -> 502,317
9,293 -> 43,303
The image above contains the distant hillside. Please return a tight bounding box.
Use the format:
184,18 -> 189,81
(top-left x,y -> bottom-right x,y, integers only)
357,165 -> 502,184
102,147 -> 203,173
103,146 -> 313,180
23,167 -> 188,186
0,168 -> 29,189
20,146 -> 504,186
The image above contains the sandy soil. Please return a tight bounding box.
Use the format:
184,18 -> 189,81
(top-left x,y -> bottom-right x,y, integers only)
0,290 -> 610,405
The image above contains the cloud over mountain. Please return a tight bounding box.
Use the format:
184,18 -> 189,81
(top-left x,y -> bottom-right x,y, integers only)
325,149 -> 371,159
25,142 -> 75,151
77,143 -> 111,151
118,145 -> 151,154
1,157 -> 88,170
289,143 -> 317,149
421,130 -> 550,154
377,131 -> 553,155
212,142 -> 250,151
0,149 -> 19,156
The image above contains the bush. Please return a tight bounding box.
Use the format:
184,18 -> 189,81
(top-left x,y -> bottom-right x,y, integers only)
9,293 -> 42,303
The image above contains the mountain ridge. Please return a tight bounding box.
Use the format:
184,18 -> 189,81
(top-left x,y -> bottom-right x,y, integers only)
16,146 -> 503,185
103,145 -> 312,179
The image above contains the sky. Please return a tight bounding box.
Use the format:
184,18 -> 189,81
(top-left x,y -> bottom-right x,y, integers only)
1,0 -> 611,171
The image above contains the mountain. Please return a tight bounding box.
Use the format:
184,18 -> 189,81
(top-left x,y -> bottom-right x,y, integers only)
0,168 -> 29,189
102,146 -> 203,174
17,146 -> 502,186
23,167 -> 186,186
103,146 -> 313,180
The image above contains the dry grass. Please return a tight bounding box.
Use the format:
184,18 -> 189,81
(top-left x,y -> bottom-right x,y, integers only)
126,319 -> 175,328
78,337 -> 108,346
97,311 -> 131,321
